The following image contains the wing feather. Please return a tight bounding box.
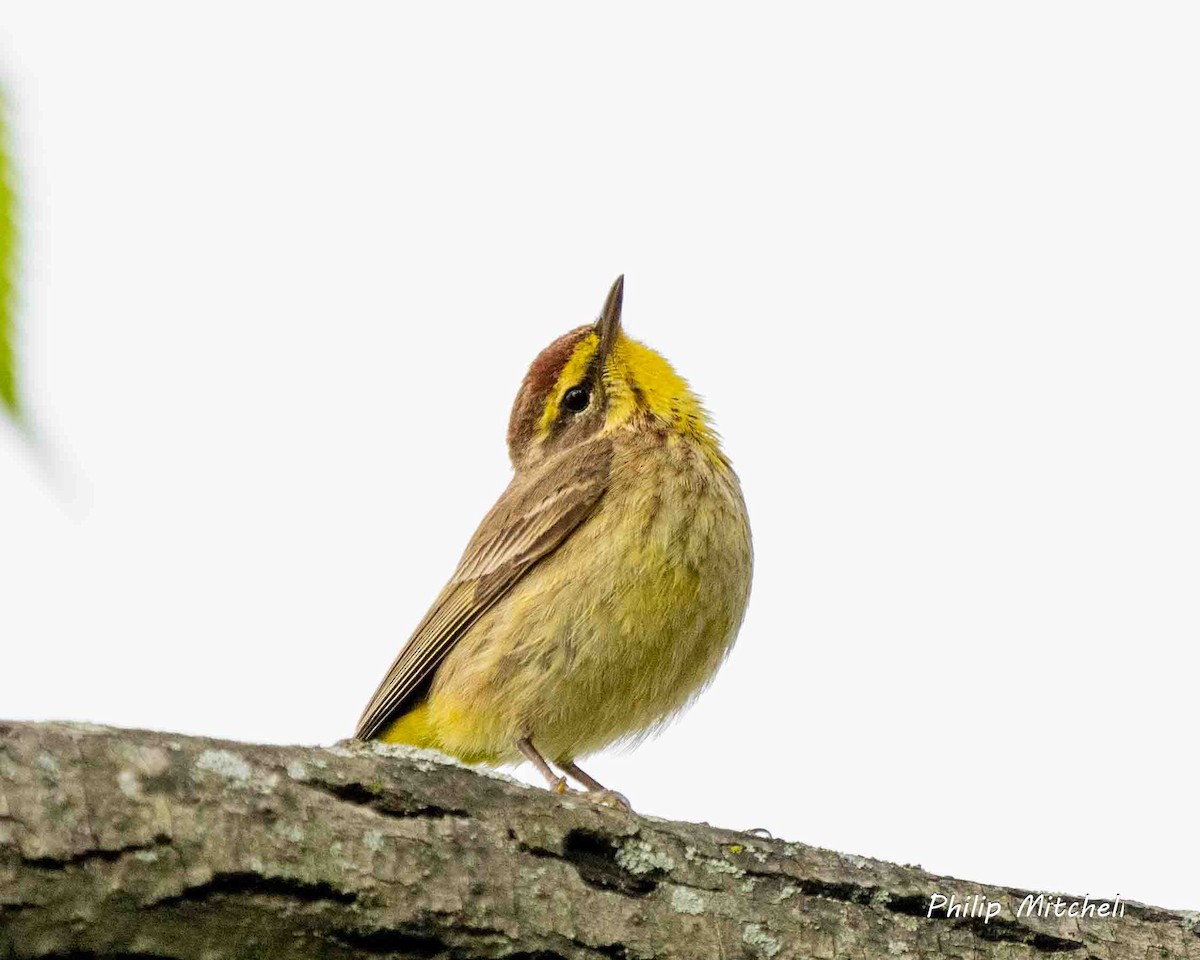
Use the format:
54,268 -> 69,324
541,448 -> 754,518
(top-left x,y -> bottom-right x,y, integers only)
354,438 -> 612,740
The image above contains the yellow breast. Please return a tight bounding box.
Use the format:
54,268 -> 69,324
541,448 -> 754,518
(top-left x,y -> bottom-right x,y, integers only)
394,428 -> 753,764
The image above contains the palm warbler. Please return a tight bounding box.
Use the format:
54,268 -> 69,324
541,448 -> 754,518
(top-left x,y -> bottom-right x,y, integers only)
356,277 -> 752,807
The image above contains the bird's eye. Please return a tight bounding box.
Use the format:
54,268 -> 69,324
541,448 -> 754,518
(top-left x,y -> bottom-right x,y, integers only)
562,385 -> 591,413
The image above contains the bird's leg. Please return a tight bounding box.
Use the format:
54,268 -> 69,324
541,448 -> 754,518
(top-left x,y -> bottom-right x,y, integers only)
557,759 -> 632,812
516,738 -> 569,795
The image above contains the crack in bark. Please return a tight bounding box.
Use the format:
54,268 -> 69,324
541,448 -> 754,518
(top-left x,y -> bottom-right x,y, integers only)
302,777 -> 469,820
324,920 -> 631,960
516,828 -> 661,899
791,876 -> 877,905
151,871 -> 358,907
0,901 -> 42,914
18,954 -> 182,960
22,835 -> 172,870
963,917 -> 1082,953
325,925 -> 443,956
884,894 -> 1083,952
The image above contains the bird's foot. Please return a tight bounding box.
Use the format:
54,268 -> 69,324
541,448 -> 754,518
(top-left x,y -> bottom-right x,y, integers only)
550,775 -> 571,796
585,788 -> 632,812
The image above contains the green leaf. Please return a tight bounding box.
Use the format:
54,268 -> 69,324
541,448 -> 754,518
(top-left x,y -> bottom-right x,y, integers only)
0,91 -> 18,422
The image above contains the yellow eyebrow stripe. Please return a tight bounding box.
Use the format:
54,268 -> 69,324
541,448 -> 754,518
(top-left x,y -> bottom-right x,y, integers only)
538,333 -> 598,435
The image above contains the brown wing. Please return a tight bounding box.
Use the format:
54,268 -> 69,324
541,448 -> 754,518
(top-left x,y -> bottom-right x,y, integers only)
354,437 -> 613,740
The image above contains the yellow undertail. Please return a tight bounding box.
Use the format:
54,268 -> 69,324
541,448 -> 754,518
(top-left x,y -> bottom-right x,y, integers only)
379,702 -> 504,765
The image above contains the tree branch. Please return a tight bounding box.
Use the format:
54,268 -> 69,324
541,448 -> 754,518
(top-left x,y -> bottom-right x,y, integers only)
0,721 -> 1194,959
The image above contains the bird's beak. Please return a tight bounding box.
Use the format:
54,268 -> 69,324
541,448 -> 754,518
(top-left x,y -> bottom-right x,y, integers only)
596,274 -> 624,361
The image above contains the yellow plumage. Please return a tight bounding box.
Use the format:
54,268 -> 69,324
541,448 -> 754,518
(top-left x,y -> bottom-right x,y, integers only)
357,278 -> 752,799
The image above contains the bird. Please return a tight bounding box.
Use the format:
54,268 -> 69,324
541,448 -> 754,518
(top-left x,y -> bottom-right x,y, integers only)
355,276 -> 752,809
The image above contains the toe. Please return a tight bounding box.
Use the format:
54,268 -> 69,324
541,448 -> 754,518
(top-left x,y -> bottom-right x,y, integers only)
590,789 -> 632,812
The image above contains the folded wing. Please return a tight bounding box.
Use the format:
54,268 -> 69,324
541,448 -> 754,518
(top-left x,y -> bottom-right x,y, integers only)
354,438 -> 613,740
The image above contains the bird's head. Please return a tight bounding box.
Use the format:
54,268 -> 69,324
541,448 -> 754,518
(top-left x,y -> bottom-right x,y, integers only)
507,276 -> 720,469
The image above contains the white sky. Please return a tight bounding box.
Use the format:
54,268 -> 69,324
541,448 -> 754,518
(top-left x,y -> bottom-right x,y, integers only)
2,3 -> 1197,911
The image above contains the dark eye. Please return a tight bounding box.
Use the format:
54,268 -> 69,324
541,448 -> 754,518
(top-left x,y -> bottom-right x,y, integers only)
562,385 -> 591,413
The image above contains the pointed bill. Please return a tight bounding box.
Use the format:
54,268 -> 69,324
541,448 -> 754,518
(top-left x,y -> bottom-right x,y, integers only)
596,274 -> 624,360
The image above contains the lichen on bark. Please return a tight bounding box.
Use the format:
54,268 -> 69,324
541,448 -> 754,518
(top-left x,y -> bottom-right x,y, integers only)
0,721 -> 1196,959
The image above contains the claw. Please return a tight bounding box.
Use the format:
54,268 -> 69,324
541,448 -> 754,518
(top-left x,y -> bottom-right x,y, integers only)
588,788 -> 632,812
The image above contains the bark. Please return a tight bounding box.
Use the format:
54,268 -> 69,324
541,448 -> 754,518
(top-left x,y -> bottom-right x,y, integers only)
0,721 -> 1194,960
